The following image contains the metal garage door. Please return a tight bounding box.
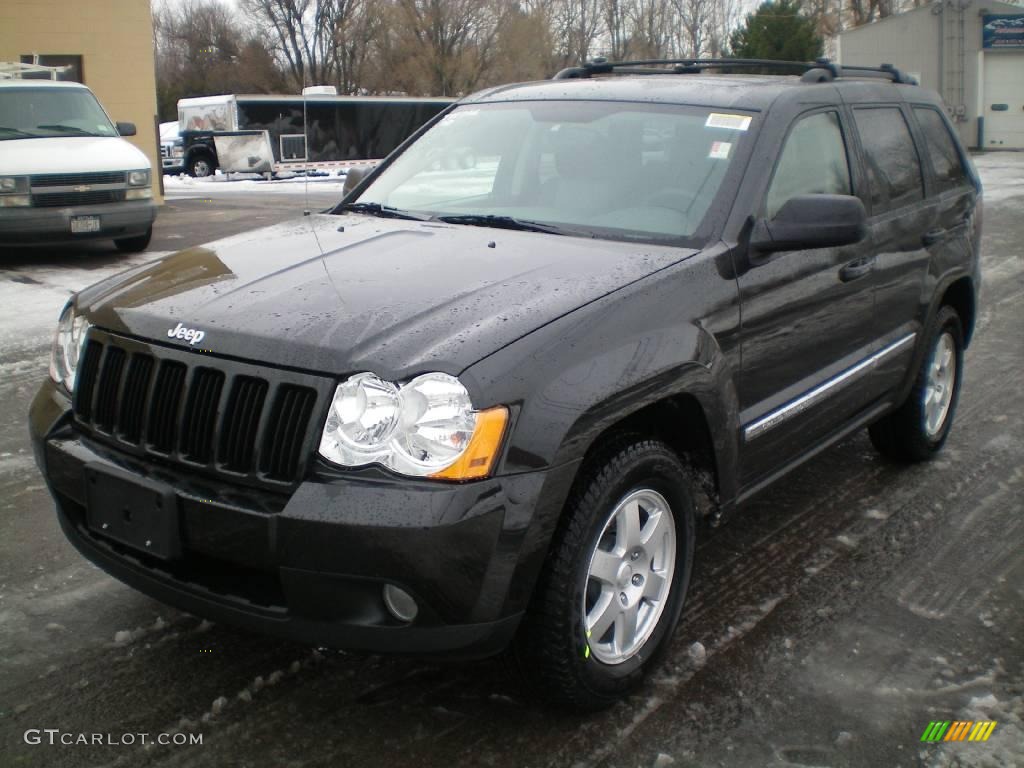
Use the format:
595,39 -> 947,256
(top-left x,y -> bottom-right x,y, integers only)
983,53 -> 1024,148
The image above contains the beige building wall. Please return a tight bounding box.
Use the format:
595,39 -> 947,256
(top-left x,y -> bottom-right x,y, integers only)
0,0 -> 163,202
838,1 -> 1023,149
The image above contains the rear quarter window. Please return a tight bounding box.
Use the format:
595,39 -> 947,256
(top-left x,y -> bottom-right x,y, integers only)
853,107 -> 924,214
913,107 -> 969,194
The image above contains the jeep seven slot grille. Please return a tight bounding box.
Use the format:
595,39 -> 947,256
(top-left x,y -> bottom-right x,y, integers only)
73,333 -> 326,486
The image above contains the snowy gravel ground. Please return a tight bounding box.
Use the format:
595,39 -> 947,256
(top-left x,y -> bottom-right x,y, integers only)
0,152 -> 1021,768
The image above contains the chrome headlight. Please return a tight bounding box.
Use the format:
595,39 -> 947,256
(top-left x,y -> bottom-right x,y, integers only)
49,303 -> 90,393
127,169 -> 150,186
0,176 -> 30,205
0,176 -> 29,193
319,372 -> 508,480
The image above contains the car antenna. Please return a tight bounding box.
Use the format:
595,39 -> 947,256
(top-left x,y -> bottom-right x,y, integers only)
303,73 -> 311,217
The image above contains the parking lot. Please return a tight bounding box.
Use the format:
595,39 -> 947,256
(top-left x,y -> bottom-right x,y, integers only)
0,156 -> 1021,768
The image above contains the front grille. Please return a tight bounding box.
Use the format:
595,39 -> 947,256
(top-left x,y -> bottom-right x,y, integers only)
160,145 -> 171,159
73,331 -> 328,487
34,190 -> 125,207
31,171 -> 126,187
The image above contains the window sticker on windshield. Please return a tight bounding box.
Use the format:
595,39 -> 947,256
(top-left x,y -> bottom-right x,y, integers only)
705,113 -> 752,131
708,141 -> 732,160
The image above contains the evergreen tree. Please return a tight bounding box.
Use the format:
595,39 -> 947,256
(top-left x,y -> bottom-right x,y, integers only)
729,0 -> 824,62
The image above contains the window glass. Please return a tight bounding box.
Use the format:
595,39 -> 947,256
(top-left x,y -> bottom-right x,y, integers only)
356,101 -> 754,243
0,87 -> 117,140
854,107 -> 924,213
913,107 -> 967,193
766,111 -> 851,219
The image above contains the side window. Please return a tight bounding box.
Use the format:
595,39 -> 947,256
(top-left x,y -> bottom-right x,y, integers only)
766,111 -> 851,219
913,107 -> 968,194
853,107 -> 924,213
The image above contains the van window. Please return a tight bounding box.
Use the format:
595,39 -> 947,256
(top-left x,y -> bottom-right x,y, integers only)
853,107 -> 924,214
913,108 -> 968,194
765,111 -> 851,219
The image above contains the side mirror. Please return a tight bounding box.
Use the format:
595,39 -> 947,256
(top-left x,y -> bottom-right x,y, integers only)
116,121 -> 137,137
343,165 -> 372,197
751,194 -> 867,253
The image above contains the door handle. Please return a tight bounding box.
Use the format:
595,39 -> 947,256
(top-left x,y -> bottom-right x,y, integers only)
921,228 -> 947,247
839,256 -> 875,282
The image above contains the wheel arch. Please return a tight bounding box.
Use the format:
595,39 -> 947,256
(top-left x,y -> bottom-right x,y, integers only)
939,275 -> 976,347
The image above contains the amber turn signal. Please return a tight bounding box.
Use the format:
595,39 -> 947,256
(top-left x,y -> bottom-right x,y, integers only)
430,406 -> 509,481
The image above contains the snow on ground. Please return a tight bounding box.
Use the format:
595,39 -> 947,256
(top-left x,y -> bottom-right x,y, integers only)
163,171 -> 348,197
0,252 -> 172,356
972,151 -> 1024,205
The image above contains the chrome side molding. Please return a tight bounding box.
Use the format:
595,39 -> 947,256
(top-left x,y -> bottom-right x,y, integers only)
743,333 -> 916,441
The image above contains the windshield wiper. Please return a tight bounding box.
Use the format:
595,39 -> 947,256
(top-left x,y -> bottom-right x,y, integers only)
434,214 -> 566,235
35,124 -> 100,136
0,126 -> 37,139
336,202 -> 430,221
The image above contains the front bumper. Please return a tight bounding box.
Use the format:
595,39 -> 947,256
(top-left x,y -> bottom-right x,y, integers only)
0,199 -> 156,246
30,380 -> 577,657
161,158 -> 185,175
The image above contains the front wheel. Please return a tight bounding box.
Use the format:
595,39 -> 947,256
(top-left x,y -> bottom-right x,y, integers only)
188,154 -> 214,178
514,439 -> 696,709
869,305 -> 964,462
114,226 -> 152,253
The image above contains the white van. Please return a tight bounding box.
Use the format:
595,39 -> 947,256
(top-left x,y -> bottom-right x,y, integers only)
0,79 -> 156,251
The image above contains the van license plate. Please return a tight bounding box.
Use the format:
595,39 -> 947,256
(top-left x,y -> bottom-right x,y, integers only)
71,216 -> 100,234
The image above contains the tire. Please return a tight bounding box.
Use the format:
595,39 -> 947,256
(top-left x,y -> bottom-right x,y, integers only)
514,438 -> 696,709
187,154 -> 214,178
869,305 -> 964,462
114,227 -> 152,254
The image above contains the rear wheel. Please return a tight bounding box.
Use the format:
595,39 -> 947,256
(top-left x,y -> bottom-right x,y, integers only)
869,305 -> 964,462
514,439 -> 696,709
114,227 -> 152,253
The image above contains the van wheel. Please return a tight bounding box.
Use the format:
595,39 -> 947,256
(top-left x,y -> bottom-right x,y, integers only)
114,227 -> 152,253
188,155 -> 214,178
869,305 -> 964,462
514,439 -> 695,710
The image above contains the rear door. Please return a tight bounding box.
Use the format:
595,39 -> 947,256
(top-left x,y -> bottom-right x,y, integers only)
848,105 -> 933,393
735,108 -> 879,488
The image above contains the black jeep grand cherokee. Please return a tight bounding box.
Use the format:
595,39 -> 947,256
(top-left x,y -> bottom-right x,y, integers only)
30,59 -> 981,709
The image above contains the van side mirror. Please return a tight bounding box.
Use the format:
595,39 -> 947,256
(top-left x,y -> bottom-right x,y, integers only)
343,165 -> 372,197
751,194 -> 867,253
116,122 -> 137,137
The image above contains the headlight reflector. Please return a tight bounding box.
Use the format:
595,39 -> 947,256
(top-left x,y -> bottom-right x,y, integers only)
319,372 -> 507,480
127,169 -> 150,186
49,303 -> 90,392
0,176 -> 28,193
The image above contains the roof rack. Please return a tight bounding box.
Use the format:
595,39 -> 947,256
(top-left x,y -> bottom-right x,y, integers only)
552,57 -> 919,85
0,61 -> 72,80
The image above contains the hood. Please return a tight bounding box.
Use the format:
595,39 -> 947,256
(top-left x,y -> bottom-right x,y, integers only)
76,214 -> 695,380
0,136 -> 151,175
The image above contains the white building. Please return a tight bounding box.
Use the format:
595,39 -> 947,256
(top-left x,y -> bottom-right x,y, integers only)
838,2 -> 1024,149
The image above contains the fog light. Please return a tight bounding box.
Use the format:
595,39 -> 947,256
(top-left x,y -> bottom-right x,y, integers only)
382,584 -> 418,622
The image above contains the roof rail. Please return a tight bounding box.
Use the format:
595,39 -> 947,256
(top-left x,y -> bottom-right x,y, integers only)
0,61 -> 71,80
552,57 -> 919,85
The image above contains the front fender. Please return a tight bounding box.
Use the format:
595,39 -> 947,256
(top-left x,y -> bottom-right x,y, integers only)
461,247 -> 742,501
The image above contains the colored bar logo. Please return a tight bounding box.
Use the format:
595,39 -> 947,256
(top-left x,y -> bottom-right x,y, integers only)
920,721 -> 998,742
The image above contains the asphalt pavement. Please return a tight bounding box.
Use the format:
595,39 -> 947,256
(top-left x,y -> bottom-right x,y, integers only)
0,164 -> 1021,768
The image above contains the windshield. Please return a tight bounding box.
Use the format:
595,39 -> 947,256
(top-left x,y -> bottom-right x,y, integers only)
0,87 -> 118,140
350,100 -> 754,243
